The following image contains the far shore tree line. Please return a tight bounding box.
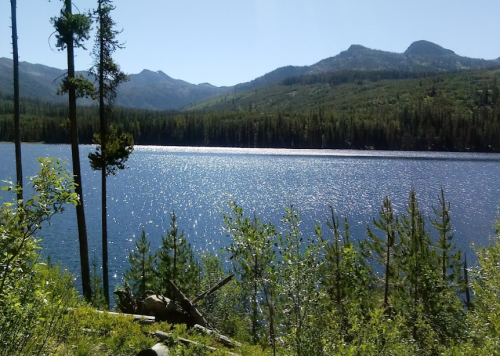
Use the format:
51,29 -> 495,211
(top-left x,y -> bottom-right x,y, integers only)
1,68 -> 500,152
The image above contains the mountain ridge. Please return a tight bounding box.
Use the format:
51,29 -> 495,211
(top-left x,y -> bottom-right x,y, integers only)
1,40 -> 498,110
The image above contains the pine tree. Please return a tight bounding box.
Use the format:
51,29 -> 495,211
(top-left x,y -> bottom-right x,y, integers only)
395,189 -> 464,345
10,0 -> 22,201
156,211 -> 201,299
361,196 -> 397,309
88,0 -> 132,308
396,189 -> 429,340
431,187 -> 462,284
124,229 -> 156,298
51,0 -> 93,301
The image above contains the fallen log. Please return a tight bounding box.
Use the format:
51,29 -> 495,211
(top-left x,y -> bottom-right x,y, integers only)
193,324 -> 242,348
95,309 -> 156,325
168,280 -> 208,327
66,308 -> 156,325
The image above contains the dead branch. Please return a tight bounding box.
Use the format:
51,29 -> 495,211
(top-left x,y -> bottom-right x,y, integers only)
192,274 -> 234,305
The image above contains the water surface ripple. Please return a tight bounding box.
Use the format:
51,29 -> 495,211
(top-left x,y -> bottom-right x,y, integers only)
1,144 -> 499,291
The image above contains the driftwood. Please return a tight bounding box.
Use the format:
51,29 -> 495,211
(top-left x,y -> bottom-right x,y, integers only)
168,280 -> 208,327
115,275 -> 234,326
114,275 -> 239,355
96,309 -> 156,325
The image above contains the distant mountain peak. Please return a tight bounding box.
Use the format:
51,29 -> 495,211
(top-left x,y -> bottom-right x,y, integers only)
347,44 -> 369,52
405,40 -> 455,56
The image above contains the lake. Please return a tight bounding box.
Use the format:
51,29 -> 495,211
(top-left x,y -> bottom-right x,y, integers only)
1,143 -> 499,293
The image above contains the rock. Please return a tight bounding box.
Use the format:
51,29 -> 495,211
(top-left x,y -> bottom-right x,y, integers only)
136,343 -> 169,356
144,295 -> 177,316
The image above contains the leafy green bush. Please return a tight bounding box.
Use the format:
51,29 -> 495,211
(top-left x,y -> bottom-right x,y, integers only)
0,158 -> 80,355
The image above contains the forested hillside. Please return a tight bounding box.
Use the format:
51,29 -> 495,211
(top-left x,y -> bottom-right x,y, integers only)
1,68 -> 500,151
1,40 -> 499,111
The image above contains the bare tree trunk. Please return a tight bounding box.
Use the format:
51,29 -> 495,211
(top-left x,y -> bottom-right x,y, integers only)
383,238 -> 391,309
98,0 -> 110,308
11,0 -> 22,201
101,165 -> 109,305
65,0 -> 91,301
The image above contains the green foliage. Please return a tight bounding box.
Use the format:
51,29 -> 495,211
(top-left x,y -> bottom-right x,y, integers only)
275,206 -> 326,356
197,252 -> 247,339
0,159 -> 80,355
225,202 -> 277,345
322,306 -> 415,355
88,0 -> 133,177
89,129 -> 134,175
57,75 -> 96,99
88,0 -> 132,309
323,207 -> 373,310
0,262 -> 81,356
431,187 -> 463,285
90,254 -> 107,309
58,307 -> 155,355
122,212 -> 201,299
464,235 -> 500,353
361,196 -> 397,308
50,6 -> 92,50
221,193 -> 474,355
123,229 -> 156,298
4,176 -> 500,355
89,0 -> 129,104
156,211 -> 202,299
0,158 -> 78,295
392,190 -> 465,350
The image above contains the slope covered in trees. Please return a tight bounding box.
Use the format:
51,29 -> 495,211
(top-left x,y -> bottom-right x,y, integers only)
2,68 -> 500,151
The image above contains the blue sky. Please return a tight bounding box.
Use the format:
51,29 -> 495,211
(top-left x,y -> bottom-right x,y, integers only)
1,0 -> 499,87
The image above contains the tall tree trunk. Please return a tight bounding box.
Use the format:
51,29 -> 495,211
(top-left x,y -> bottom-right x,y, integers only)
65,0 -> 91,301
98,0 -> 110,307
11,0 -> 22,201
383,240 -> 391,309
464,253 -> 471,310
251,254 -> 258,344
101,165 -> 109,305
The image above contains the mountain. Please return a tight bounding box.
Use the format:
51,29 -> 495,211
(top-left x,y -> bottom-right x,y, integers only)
404,40 -> 455,56
0,57 -> 67,103
117,69 -> 228,110
1,40 -> 498,111
0,58 -> 229,110
237,41 -> 499,91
